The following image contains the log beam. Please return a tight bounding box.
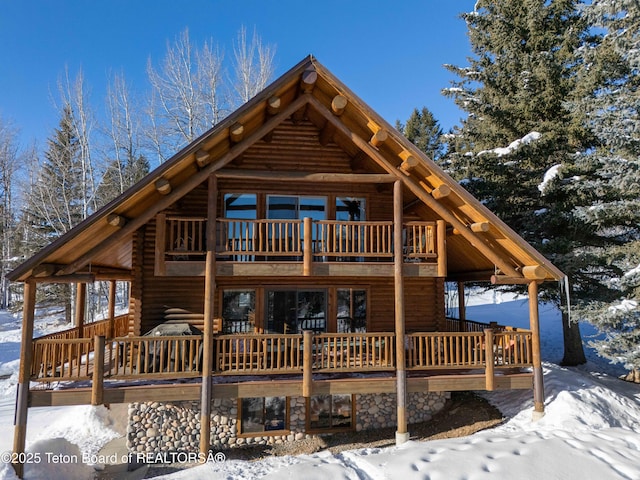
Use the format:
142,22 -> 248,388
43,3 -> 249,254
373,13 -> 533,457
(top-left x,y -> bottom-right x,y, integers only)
431,184 -> 451,200
195,149 -> 211,168
491,275 -> 534,285
216,169 -> 396,183
267,95 -> 281,115
522,265 -> 547,280
331,95 -> 347,116
370,130 -> 388,148
300,68 -> 318,93
155,178 -> 172,195
229,122 -> 244,143
107,214 -> 127,228
399,155 -> 418,174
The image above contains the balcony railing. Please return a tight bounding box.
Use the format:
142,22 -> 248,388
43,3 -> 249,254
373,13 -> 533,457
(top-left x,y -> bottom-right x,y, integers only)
161,216 -> 440,263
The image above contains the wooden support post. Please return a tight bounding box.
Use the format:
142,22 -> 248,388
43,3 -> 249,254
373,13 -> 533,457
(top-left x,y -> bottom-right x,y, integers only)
393,180 -> 409,445
75,282 -> 86,334
484,328 -> 495,391
13,280 -> 36,479
529,281 -> 545,418
303,217 -> 313,276
108,280 -> 116,338
436,220 -> 447,277
457,281 -> 466,332
302,330 -> 313,397
200,174 -> 217,457
91,336 -> 105,405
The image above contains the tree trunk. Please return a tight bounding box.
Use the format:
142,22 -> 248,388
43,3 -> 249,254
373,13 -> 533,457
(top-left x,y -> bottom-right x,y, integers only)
560,309 -> 586,366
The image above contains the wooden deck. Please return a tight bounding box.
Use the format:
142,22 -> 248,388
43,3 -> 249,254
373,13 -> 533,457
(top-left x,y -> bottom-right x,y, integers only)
27,324 -> 533,407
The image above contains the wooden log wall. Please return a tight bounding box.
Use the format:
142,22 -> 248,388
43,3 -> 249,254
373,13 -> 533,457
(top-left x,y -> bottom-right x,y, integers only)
127,116 -> 445,335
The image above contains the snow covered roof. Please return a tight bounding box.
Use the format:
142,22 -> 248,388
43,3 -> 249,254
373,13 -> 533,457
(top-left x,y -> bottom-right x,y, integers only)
8,56 -> 564,283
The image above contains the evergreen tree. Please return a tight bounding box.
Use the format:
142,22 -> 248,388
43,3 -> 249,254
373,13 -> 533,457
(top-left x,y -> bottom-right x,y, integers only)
396,107 -> 444,161
443,0 -> 592,365
21,105 -> 84,320
552,0 -> 640,379
95,154 -> 149,208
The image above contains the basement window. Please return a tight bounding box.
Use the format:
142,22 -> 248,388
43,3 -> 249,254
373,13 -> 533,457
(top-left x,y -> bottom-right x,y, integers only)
239,396 -> 288,435
307,394 -> 354,432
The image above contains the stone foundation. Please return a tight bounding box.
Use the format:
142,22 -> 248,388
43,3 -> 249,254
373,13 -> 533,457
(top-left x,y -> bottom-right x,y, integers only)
128,391 -> 449,453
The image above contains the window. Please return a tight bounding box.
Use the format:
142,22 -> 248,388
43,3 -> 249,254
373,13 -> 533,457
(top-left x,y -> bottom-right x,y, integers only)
266,289 -> 327,334
224,194 -> 257,219
221,290 -> 256,333
307,394 -> 353,431
240,397 -> 288,435
337,289 -> 367,333
336,197 -> 365,221
267,195 -> 326,221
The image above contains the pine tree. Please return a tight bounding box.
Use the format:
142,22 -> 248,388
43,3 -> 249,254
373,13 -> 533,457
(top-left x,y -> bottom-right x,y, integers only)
552,0 -> 640,378
443,0 -> 592,365
22,105 -> 84,320
396,107 -> 444,161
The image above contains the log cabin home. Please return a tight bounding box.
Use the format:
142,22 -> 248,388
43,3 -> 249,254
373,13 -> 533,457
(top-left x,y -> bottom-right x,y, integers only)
9,56 -> 564,475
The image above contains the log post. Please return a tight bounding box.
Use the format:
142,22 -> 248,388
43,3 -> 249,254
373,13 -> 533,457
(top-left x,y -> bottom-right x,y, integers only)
393,180 -> 409,445
436,220 -> 447,277
457,281 -> 466,332
200,174 -> 217,457
303,217 -> 313,276
91,336 -> 105,405
302,330 -> 313,397
13,279 -> 36,479
75,282 -> 87,335
331,95 -> 347,116
529,281 -> 545,419
484,328 -> 495,391
108,280 -> 116,338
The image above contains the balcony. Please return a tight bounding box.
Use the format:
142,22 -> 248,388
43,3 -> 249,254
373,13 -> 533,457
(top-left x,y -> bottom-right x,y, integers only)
155,216 -> 445,277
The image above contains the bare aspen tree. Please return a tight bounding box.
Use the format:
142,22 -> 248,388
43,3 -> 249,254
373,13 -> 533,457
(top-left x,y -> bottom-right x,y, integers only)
57,67 -> 98,218
100,72 -> 148,205
232,26 -> 276,104
147,29 -> 226,162
0,117 -> 20,308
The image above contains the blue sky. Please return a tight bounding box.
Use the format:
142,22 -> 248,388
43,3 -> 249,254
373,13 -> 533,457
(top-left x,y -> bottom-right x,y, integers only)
1,1 -> 476,148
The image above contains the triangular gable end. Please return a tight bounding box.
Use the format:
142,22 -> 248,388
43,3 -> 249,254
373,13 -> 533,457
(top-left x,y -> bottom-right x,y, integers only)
8,55 -> 564,284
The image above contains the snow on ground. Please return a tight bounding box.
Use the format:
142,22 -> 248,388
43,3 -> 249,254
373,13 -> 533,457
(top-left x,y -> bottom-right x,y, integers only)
0,292 -> 639,479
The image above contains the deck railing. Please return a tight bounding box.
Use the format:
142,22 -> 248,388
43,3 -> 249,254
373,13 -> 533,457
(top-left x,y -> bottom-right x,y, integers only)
31,314 -> 130,381
29,326 -> 532,385
215,334 -> 303,374
166,217 -> 439,263
311,333 -> 395,371
107,335 -> 203,379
